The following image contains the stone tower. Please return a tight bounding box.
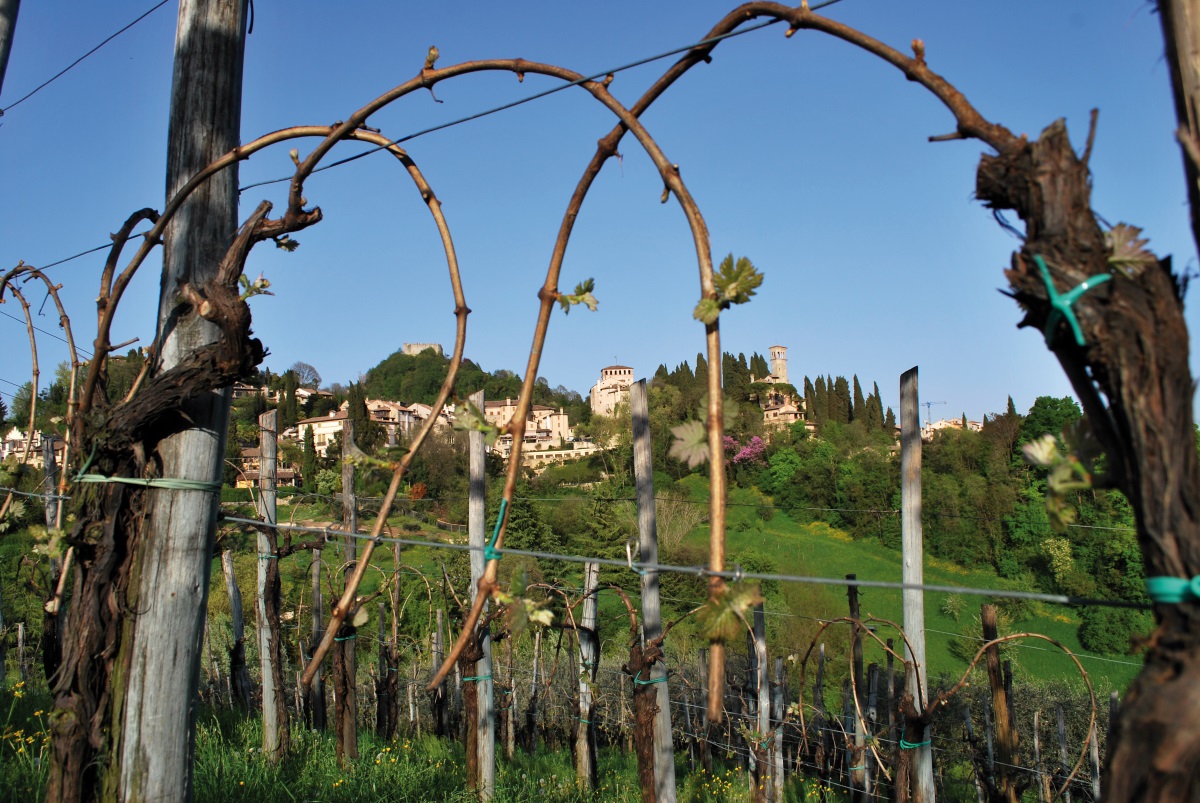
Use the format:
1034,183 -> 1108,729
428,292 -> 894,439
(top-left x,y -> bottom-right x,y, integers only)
769,345 -> 788,384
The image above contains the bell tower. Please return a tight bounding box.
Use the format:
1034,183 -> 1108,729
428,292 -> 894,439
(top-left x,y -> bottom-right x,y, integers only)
769,345 -> 787,384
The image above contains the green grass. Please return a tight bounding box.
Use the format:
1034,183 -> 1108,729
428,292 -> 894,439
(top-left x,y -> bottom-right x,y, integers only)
1,679 -> 842,802
685,481 -> 1141,695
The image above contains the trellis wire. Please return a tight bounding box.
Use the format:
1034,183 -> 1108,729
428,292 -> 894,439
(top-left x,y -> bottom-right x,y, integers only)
215,513 -> 1150,611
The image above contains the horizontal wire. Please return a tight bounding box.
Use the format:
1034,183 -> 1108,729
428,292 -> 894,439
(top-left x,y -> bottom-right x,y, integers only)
216,513 -> 1150,611
237,0 -> 849,194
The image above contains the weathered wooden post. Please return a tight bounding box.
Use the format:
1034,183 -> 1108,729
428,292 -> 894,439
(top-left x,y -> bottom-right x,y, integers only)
333,417 -> 358,763
846,574 -> 867,801
220,550 -> 253,709
630,379 -> 676,801
900,366 -> 935,802
1056,704 -> 1072,803
432,610 -> 447,736
42,434 -> 58,527
468,390 -> 495,799
306,548 -> 327,730
981,604 -> 1017,803
752,604 -> 770,802
257,408 -> 289,760
1033,710 -> 1051,803
814,643 -> 830,782
526,627 -> 540,753
771,657 -> 785,803
117,1 -> 248,797
0,0 -> 19,97
698,648 -> 712,774
16,622 -> 25,683
576,562 -> 600,789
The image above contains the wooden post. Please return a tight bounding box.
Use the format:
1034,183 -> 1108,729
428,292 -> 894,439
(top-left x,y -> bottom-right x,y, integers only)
376,602 -> 389,737
335,417 -> 358,762
220,550 -> 253,709
846,575 -> 867,800
0,0 -> 19,96
505,636 -> 515,760
468,390 -> 495,800
120,1 -> 248,797
1033,710 -> 1050,803
306,548 -> 327,730
900,366 -> 935,802
257,409 -> 289,760
772,657 -> 785,803
16,622 -> 25,683
1056,704 -> 1072,803
431,611 -> 445,735
886,638 -> 896,744
698,648 -> 712,774
577,562 -> 600,789
42,434 -> 58,527
753,604 -> 770,802
981,604 -> 1017,802
630,379 -> 676,801
526,627 -> 540,753
40,434 -> 62,683
1089,720 -> 1101,802
814,643 -> 829,782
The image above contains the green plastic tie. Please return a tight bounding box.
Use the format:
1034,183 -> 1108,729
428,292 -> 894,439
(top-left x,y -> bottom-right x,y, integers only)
1034,255 -> 1112,348
485,498 -> 508,562
463,675 -> 492,682
258,554 -> 278,560
1145,576 -> 1200,604
900,738 -> 931,749
632,670 -> 668,685
75,473 -> 222,493
579,718 -> 592,725
334,634 -> 356,642
848,765 -> 867,771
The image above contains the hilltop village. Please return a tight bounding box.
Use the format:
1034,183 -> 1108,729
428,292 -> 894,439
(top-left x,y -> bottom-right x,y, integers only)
0,342 -> 985,479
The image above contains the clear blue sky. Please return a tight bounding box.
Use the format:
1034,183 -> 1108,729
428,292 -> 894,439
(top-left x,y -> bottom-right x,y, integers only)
0,1 -> 1193,425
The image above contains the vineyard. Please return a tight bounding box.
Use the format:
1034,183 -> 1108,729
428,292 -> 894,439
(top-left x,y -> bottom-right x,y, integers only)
1,0 -> 1199,801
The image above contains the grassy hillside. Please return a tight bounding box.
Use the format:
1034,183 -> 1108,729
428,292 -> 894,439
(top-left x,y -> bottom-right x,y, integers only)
680,476 -> 1141,696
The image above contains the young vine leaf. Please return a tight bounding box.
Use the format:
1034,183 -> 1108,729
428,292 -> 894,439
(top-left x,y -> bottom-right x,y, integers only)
452,400 -> 499,446
238,272 -> 274,300
696,582 -> 764,643
1105,223 -> 1155,277
668,419 -> 709,468
693,254 -> 763,323
558,278 -> 599,315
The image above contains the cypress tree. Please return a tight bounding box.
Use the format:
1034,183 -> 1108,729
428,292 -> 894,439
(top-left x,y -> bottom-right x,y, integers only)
872,382 -> 885,430
852,375 -> 866,422
694,353 -> 709,395
832,376 -> 851,424
279,370 -> 299,431
884,407 -> 897,430
301,425 -> 318,491
864,389 -> 882,431
812,376 -> 827,424
750,352 -> 770,380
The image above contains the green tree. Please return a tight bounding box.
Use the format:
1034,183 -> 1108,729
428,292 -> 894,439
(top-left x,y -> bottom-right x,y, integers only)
831,376 -> 851,425
301,425 -> 318,491
1019,396 -> 1081,445
852,375 -> 866,422
279,370 -> 299,432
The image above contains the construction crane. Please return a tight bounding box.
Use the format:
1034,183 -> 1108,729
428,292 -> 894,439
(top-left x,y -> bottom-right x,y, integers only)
921,400 -> 946,427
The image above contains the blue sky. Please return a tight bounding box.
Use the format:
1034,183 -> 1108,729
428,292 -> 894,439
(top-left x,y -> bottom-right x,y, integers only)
0,1 -> 1193,425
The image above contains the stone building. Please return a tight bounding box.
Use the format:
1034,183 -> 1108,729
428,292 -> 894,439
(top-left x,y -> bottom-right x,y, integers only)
589,365 -> 634,417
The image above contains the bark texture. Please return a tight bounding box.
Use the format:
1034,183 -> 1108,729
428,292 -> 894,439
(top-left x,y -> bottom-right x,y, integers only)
976,119 -> 1200,801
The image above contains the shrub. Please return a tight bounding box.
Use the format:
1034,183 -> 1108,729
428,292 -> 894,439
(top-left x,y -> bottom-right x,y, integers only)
1077,606 -> 1153,655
